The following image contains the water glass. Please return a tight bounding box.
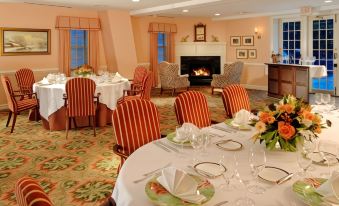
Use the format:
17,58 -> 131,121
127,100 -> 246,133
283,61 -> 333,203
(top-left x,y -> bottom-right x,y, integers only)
297,150 -> 312,176
314,93 -> 322,105
190,132 -> 203,163
218,154 -> 235,191
319,140 -> 338,178
248,146 -> 266,194
175,126 -> 188,157
201,130 -> 211,155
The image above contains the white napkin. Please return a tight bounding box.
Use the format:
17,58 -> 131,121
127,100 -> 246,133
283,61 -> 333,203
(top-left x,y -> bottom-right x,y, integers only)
40,77 -> 49,84
316,171 -> 339,204
157,167 -> 207,204
174,123 -> 199,142
232,109 -> 250,126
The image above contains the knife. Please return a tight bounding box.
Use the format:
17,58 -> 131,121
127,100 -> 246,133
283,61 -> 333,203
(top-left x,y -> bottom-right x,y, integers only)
211,126 -> 233,133
276,173 -> 294,185
153,141 -> 171,152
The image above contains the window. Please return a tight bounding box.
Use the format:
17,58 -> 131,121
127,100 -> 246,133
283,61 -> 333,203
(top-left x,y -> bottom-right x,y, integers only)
71,30 -> 88,69
312,18 -> 334,91
282,21 -> 301,64
158,33 -> 166,62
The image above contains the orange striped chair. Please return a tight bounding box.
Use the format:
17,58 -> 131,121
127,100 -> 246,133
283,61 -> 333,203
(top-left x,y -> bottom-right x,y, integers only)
174,91 -> 211,128
131,65 -> 148,89
15,177 -> 53,206
222,84 -> 251,118
112,99 -> 161,171
1,75 -> 39,133
117,71 -> 152,105
15,68 -> 35,95
64,78 -> 100,139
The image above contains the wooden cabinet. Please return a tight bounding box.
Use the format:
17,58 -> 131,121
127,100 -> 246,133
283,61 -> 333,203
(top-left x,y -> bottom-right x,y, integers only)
267,64 -> 309,102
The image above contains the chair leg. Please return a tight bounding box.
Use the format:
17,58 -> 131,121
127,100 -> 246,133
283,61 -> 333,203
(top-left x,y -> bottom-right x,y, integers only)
66,117 -> 69,139
187,87 -> 189,91
10,113 -> 17,133
211,87 -> 214,95
92,116 -> 96,137
73,118 -> 77,129
35,107 -> 38,122
6,111 -> 12,127
160,87 -> 163,95
171,89 -> 175,96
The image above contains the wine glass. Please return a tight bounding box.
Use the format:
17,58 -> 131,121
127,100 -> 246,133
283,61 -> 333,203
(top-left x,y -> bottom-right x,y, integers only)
248,146 -> 266,194
314,93 -> 322,105
200,129 -> 211,156
175,126 -> 188,158
190,132 -> 203,163
297,150 -> 312,177
318,140 -> 338,178
303,140 -> 316,171
218,154 -> 235,191
322,94 -> 331,113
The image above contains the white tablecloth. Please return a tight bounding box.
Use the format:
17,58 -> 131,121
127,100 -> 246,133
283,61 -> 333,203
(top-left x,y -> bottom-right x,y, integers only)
112,112 -> 339,206
33,80 -> 130,120
309,65 -> 327,78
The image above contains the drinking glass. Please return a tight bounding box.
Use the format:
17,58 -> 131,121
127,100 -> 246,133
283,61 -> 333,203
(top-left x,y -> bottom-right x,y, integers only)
303,140 -> 316,171
314,93 -> 322,105
190,132 -> 203,163
175,126 -> 188,158
200,129 -> 211,155
322,94 -> 331,113
297,150 -> 312,176
248,146 -> 266,194
218,154 -> 235,191
318,140 -> 338,178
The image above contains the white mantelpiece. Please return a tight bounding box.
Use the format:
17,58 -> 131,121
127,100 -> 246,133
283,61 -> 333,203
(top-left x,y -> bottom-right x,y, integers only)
175,42 -> 226,74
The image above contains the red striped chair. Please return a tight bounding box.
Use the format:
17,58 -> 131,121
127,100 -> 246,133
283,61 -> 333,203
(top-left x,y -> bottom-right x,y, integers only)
15,68 -> 35,95
15,177 -> 53,206
112,99 -> 161,171
1,75 -> 39,133
174,91 -> 211,128
64,78 -> 100,139
222,84 -> 251,118
131,65 -> 148,89
117,72 -> 152,105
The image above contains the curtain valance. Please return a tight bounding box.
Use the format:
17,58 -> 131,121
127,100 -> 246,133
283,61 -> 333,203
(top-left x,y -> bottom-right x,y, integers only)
55,16 -> 101,30
148,22 -> 177,33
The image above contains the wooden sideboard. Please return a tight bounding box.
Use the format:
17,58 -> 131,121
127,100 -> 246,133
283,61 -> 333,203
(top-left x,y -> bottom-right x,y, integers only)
266,63 -> 309,102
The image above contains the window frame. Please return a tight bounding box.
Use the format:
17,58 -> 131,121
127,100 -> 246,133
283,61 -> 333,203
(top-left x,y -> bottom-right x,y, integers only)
70,29 -> 89,70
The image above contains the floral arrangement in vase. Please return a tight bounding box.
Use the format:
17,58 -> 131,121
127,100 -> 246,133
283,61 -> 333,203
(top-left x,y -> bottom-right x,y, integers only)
74,64 -> 93,77
252,95 -> 330,152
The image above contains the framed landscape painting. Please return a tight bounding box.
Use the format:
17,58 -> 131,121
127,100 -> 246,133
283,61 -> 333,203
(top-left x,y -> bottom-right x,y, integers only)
1,28 -> 51,56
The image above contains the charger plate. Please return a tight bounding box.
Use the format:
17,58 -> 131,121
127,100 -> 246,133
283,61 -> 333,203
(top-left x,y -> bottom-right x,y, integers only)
145,174 -> 215,206
307,152 -> 339,166
258,166 -> 289,183
215,139 -> 243,151
224,119 -> 251,131
292,178 -> 327,206
194,162 -> 226,178
166,132 -> 191,147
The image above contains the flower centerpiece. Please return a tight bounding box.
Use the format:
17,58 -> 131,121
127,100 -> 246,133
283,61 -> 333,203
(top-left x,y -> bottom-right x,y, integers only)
252,95 -> 330,152
74,64 -> 93,77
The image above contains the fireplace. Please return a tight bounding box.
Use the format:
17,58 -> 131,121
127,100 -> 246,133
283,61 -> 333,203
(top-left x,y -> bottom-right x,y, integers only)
180,56 -> 221,85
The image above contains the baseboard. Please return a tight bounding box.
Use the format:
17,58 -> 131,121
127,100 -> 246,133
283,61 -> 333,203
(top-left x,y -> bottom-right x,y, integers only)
0,104 -> 8,111
241,84 -> 268,91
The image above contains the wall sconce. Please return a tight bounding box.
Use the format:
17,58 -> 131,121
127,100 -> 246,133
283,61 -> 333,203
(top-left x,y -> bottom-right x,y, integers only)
254,27 -> 262,39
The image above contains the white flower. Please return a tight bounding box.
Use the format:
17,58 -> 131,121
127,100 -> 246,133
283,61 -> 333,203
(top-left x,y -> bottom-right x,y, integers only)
302,119 -> 313,128
299,130 -> 316,141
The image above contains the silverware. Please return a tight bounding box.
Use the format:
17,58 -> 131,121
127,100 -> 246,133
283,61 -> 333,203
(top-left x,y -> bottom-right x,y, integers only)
157,141 -> 180,153
276,173 -> 294,185
142,162 -> 172,177
133,172 -> 161,184
187,165 -> 215,178
214,200 -> 229,206
153,141 -> 171,152
211,126 -> 235,133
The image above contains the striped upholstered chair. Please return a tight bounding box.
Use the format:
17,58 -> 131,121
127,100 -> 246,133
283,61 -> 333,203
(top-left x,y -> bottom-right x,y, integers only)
221,84 -> 251,118
1,75 -> 39,133
112,99 -> 161,171
130,64 -> 148,89
64,78 -> 100,139
174,91 -> 211,128
117,71 -> 152,105
15,68 -> 35,96
15,177 -> 53,206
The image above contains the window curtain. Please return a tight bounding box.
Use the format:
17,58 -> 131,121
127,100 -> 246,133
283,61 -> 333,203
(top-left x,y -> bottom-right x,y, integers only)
148,22 -> 177,87
56,16 -> 101,76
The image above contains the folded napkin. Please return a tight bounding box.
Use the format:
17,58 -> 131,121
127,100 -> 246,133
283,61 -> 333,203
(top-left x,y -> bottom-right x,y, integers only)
40,77 -> 49,84
111,72 -> 123,83
232,109 -> 251,126
316,171 -> 339,204
157,167 -> 207,204
174,123 -> 199,142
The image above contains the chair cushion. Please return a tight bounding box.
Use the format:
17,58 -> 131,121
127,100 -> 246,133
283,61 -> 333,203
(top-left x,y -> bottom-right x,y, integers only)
17,98 -> 38,112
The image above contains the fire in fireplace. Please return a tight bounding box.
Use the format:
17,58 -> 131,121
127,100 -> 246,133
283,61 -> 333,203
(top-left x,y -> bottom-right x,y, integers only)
192,67 -> 210,76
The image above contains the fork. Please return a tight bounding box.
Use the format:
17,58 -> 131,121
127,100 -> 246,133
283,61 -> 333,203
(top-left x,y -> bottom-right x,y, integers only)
142,162 -> 172,177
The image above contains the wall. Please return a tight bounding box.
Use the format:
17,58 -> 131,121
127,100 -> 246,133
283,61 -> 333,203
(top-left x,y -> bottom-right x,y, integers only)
131,16 -> 271,90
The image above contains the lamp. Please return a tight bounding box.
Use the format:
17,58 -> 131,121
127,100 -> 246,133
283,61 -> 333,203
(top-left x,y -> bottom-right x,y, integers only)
254,27 -> 262,39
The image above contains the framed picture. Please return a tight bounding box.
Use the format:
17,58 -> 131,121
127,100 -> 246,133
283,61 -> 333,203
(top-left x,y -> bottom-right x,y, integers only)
248,49 -> 257,59
242,35 -> 254,46
194,23 -> 206,42
230,36 -> 241,46
1,28 -> 51,56
236,49 -> 248,59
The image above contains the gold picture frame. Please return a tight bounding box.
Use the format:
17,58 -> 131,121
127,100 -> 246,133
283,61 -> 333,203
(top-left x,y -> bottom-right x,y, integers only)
236,49 -> 248,59
242,35 -> 254,46
194,23 -> 206,42
248,49 -> 257,59
0,28 -> 51,56
230,36 -> 241,46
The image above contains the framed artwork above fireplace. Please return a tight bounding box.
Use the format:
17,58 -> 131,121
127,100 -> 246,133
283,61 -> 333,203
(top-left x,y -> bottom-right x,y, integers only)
194,23 -> 206,42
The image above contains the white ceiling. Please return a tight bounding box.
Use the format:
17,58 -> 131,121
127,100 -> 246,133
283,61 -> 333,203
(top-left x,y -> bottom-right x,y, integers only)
2,0 -> 339,19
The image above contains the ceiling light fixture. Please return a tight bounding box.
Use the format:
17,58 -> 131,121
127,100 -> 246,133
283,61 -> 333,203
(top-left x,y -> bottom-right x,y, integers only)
132,0 -> 140,2
214,13 -> 221,16
324,0 -> 333,2
182,9 -> 189,12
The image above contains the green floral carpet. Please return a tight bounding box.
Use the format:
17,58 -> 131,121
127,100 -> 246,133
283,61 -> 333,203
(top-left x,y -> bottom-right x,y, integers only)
0,87 -> 275,206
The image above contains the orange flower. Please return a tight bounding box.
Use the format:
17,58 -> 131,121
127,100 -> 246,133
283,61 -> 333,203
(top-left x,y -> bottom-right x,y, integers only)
267,116 -> 275,124
314,124 -> 322,134
284,104 -> 294,114
278,121 -> 296,140
255,121 -> 267,133
259,112 -> 275,124
313,115 -> 321,124
302,111 -> 314,121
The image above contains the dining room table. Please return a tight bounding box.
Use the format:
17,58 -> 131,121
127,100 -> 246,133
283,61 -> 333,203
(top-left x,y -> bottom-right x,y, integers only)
33,77 -> 130,130
112,108 -> 339,206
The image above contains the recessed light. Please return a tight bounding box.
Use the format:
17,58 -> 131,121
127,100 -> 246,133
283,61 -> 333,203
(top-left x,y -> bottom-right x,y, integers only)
182,9 -> 189,13
132,0 -> 140,2
324,0 -> 333,3
214,13 -> 221,16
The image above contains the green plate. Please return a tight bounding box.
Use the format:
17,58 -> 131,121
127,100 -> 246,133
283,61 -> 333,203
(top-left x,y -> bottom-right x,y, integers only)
166,132 -> 191,147
145,174 -> 215,206
224,119 -> 251,131
292,178 -> 327,206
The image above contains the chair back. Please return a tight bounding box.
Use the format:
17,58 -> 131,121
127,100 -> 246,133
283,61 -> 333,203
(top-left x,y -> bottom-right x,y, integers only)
222,84 -> 251,118
1,75 -> 16,112
65,78 -> 96,117
112,99 -> 161,159
15,68 -> 35,95
223,61 -> 244,84
15,177 -> 53,206
133,65 -> 148,85
140,72 -> 152,100
174,91 -> 211,128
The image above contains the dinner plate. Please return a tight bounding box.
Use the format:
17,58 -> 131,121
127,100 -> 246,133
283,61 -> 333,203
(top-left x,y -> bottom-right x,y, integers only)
145,174 -> 215,206
258,166 -> 289,183
292,178 -> 328,206
307,152 -> 339,166
166,132 -> 191,147
215,139 -> 243,151
194,162 -> 226,178
224,119 -> 251,131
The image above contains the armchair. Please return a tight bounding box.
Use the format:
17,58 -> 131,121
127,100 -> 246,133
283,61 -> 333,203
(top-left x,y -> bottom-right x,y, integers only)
158,61 -> 190,96
211,61 -> 244,94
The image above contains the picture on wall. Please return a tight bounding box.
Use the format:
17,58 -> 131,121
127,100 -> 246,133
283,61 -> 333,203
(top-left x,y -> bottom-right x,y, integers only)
242,36 -> 254,46
1,28 -> 51,56
230,36 -> 241,46
248,49 -> 257,59
236,49 -> 248,59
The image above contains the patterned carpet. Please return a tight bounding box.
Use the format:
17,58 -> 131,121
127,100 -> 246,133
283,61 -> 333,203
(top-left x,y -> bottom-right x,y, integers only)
0,87 -> 276,206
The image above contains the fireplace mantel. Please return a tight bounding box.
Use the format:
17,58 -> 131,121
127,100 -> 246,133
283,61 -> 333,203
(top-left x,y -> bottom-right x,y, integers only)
175,42 -> 226,74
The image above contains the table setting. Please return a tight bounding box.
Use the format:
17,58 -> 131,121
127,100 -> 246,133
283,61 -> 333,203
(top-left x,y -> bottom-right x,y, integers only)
113,95 -> 339,206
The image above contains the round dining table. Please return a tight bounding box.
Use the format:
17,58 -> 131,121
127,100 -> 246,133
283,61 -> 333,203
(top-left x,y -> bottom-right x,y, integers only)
33,78 -> 130,130
112,110 -> 339,206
